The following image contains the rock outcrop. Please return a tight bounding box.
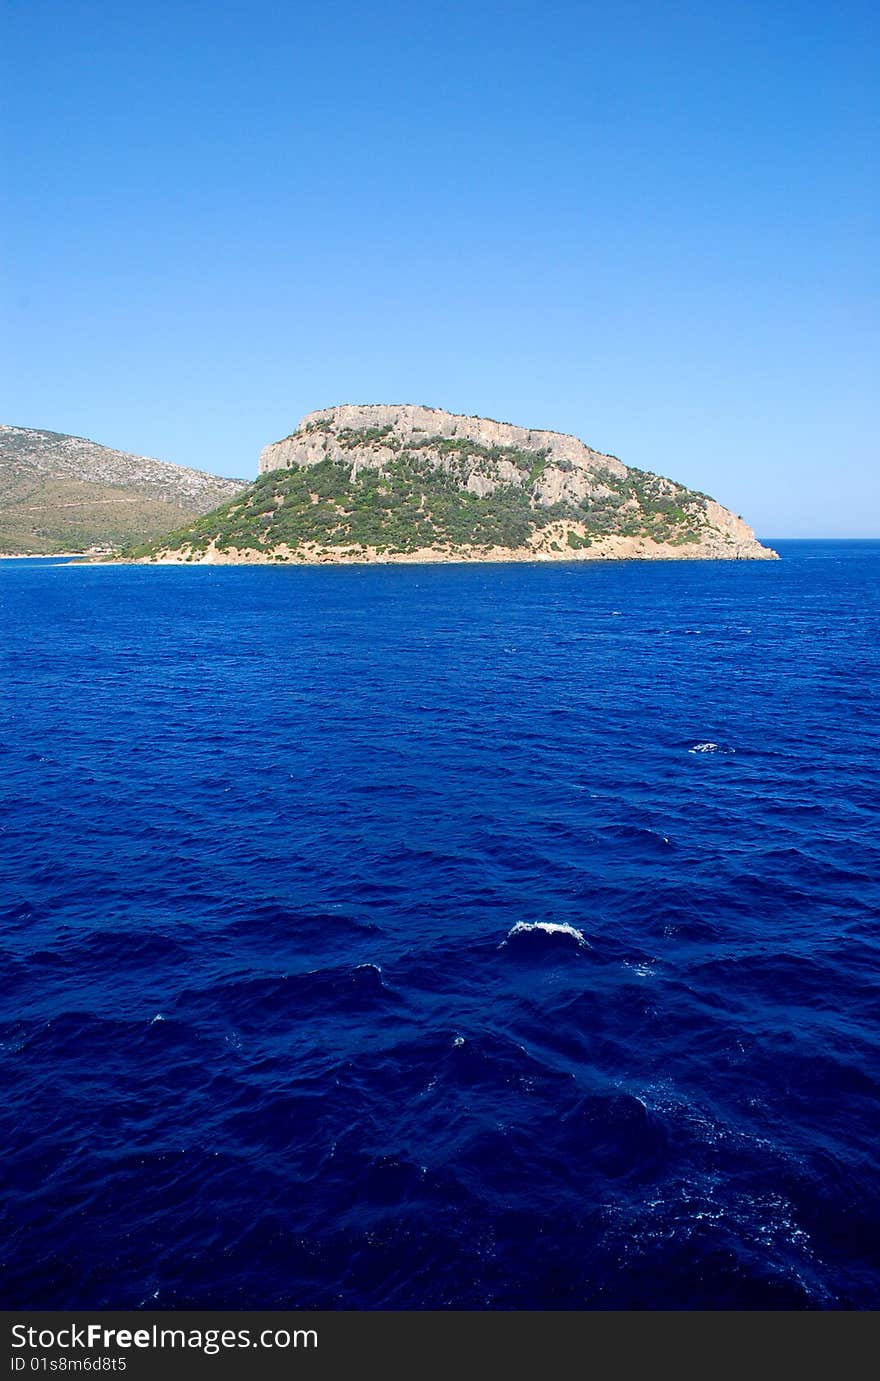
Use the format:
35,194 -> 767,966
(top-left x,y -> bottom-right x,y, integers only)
129,404 -> 776,563
261,404 -> 629,483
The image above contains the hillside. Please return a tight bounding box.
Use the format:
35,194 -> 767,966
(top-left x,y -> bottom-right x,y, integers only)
122,405 -> 777,563
0,425 -> 247,554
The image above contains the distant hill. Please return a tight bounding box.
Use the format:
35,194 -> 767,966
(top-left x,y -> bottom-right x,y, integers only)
124,404 -> 776,564
0,426 -> 247,554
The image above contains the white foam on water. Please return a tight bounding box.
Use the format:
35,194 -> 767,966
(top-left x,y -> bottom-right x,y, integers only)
623,960 -> 656,979
503,921 -> 589,948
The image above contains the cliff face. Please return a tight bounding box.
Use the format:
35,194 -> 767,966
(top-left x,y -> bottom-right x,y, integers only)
261,403 -> 630,483
131,404 -> 776,563
0,426 -> 247,553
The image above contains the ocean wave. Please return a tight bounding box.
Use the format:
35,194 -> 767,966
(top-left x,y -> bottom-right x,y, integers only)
502,921 -> 590,949
175,960 -> 392,1028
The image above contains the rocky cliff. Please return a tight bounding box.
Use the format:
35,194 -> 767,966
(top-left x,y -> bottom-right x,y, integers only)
128,405 -> 776,563
0,426 -> 247,553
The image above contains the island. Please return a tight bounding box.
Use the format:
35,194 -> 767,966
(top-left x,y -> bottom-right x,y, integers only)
122,404 -> 777,564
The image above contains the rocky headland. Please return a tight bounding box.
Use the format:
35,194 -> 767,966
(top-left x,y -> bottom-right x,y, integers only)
123,404 -> 777,564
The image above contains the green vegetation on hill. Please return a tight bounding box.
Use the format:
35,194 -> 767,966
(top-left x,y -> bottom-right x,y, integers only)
124,445 -> 710,559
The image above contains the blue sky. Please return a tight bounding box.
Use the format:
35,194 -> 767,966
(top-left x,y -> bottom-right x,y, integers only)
2,1 -> 877,535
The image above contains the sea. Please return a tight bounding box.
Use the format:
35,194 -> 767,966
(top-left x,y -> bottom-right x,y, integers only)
1,541 -> 878,1310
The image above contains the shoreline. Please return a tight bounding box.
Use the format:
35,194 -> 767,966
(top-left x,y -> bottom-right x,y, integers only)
113,531 -> 779,565
4,540 -> 781,564
110,547 -> 779,567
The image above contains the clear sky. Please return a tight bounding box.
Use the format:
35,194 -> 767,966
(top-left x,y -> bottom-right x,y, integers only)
2,1 -> 877,535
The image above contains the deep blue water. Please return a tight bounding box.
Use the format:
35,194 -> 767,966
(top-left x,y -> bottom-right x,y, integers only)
1,542 -> 879,1310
